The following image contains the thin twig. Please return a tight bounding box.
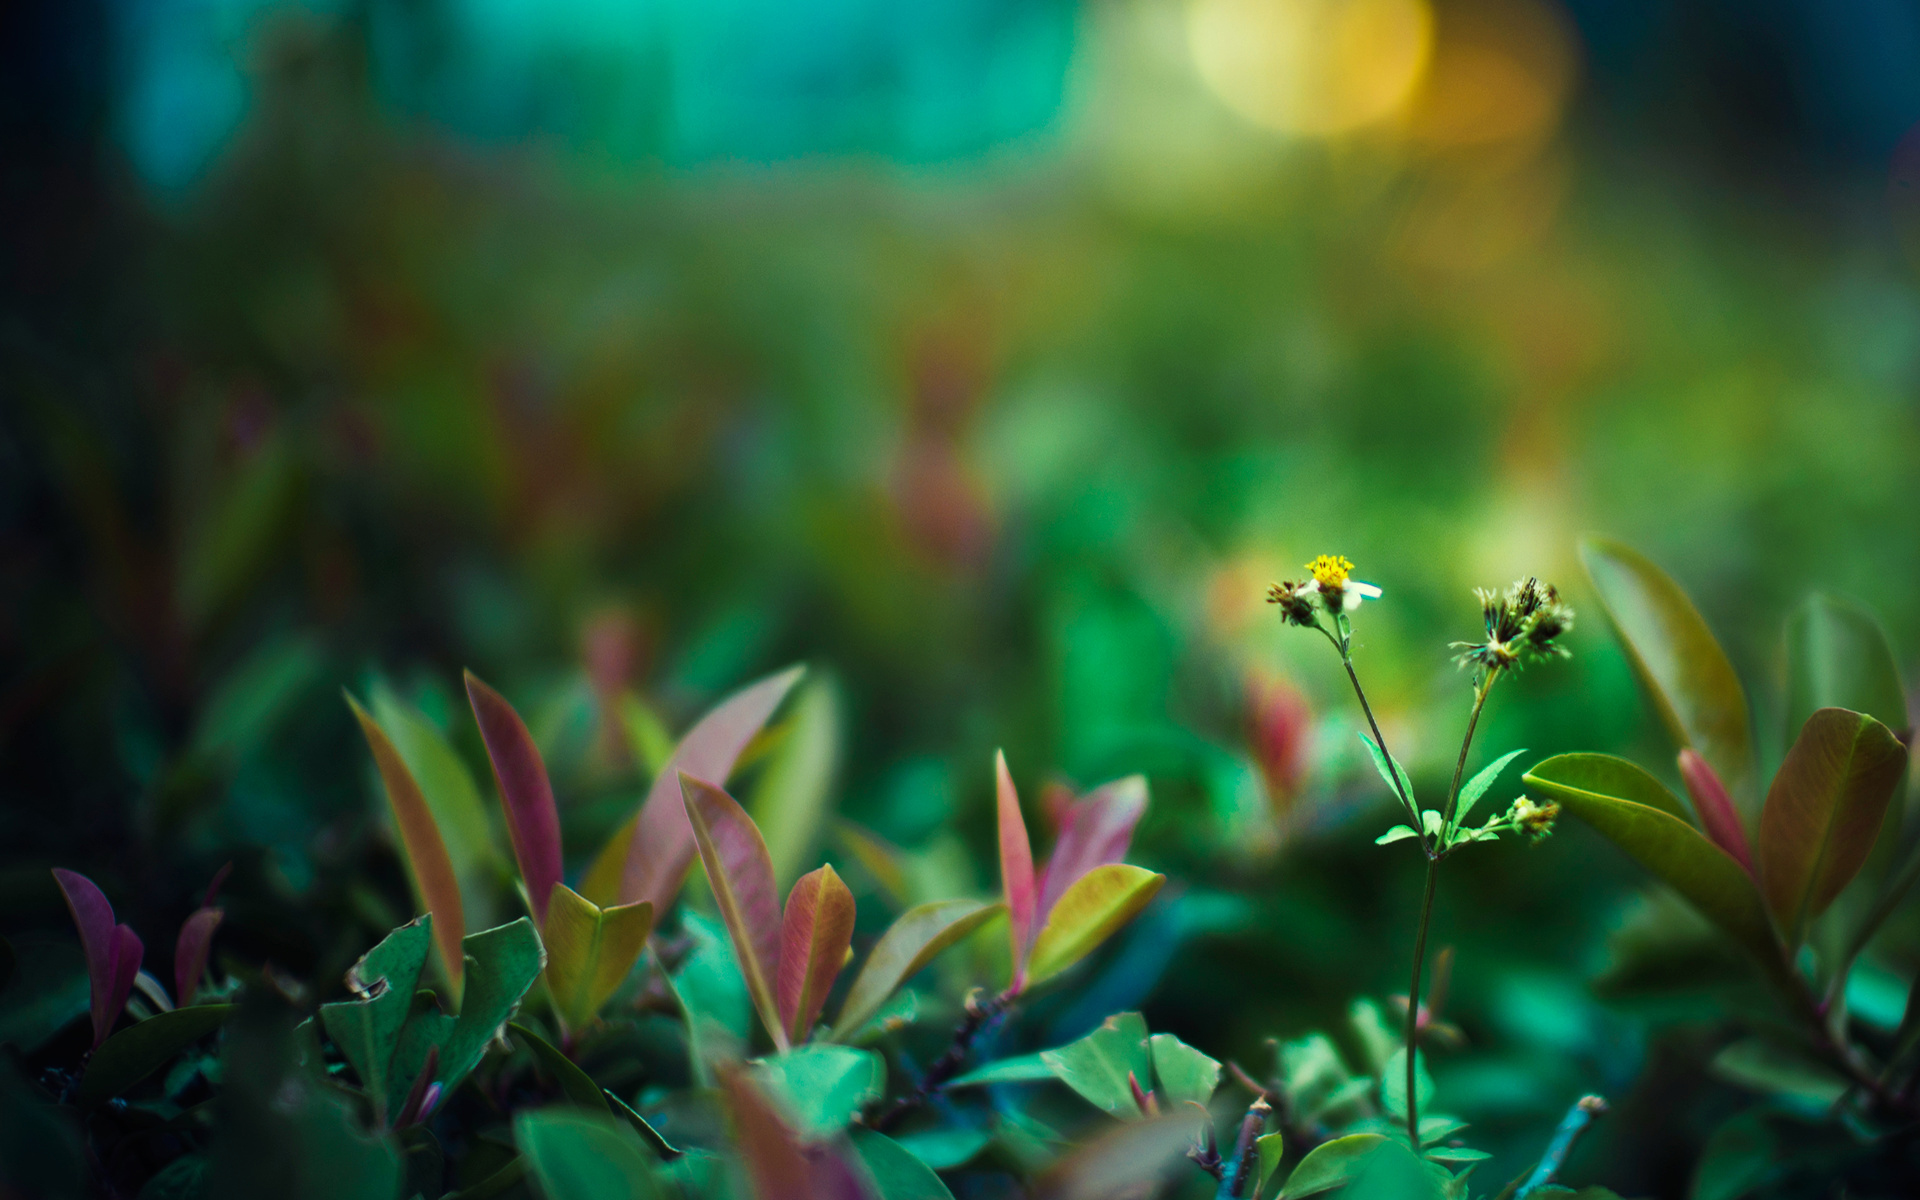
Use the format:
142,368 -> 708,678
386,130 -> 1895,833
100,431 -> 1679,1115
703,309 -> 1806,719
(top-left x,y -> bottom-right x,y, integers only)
1222,1097 -> 1271,1199
1509,1095 -> 1607,1199
870,990 -> 1010,1131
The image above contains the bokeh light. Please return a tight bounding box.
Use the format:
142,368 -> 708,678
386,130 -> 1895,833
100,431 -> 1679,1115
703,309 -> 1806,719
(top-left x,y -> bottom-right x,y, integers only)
1184,0 -> 1433,136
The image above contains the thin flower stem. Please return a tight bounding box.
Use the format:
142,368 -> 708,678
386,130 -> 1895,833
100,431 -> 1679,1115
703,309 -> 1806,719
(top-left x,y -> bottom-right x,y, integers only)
1441,671 -> 1502,835
1338,652 -> 1425,848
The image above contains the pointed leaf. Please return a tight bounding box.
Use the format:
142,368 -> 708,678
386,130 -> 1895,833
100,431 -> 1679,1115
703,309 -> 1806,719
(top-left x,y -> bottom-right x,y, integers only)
830,899 -> 1003,1041
1375,826 -> 1419,845
173,908 -> 224,1009
1040,1012 -> 1151,1117
1359,734 -> 1416,809
752,1043 -> 883,1139
515,1108 -> 662,1200
995,751 -> 1037,987
945,1053 -> 1059,1087
318,917 -> 433,1124
1453,749 -> 1526,825
1581,538 -> 1755,804
466,672 -> 564,928
1524,755 -> 1779,968
1026,864 -> 1165,988
605,1089 -> 682,1161
1148,1032 -> 1220,1107
1678,749 -> 1754,870
370,680 -> 502,921
511,1020 -> 611,1110
720,1063 -> 867,1200
543,884 -> 656,1034
850,1129 -> 955,1200
1787,595 -> 1909,740
777,865 -> 856,1043
750,680 -> 842,888
586,666 -> 805,911
51,869 -> 142,1049
681,773 -> 787,1051
76,1004 -> 235,1104
1758,708 -> 1909,939
1036,776 -> 1149,922
351,695 -> 467,992
1380,1048 -> 1433,1121
1279,1133 -> 1388,1198
1256,1131 -> 1286,1197
439,917 -> 545,1087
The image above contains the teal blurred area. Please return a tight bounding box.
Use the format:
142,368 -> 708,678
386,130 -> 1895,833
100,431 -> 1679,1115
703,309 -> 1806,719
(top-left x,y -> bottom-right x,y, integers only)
4,0 -> 1920,1192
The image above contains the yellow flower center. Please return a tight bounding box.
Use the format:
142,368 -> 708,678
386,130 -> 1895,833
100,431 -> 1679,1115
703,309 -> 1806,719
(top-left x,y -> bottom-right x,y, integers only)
1307,555 -> 1354,589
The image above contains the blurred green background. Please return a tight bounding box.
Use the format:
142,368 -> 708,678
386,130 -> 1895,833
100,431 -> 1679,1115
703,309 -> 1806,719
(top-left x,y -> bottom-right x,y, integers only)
4,0 -> 1920,1193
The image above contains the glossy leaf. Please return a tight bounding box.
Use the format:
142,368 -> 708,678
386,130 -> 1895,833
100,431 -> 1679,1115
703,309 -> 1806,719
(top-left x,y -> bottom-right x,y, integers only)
515,1108 -> 662,1200
1148,1031 -> 1220,1107
351,695 -> 468,993
318,917 -> 432,1124
1040,1011 -> 1151,1117
173,908 -> 223,1009
681,773 -> 787,1051
750,679 -> 842,888
1279,1133 -> 1388,1198
1678,749 -> 1753,871
996,751 -> 1038,988
76,1004 -> 234,1104
1524,755 -> 1779,967
513,1020 -> 609,1110
1025,864 -> 1165,987
370,680 -> 502,924
51,869 -> 143,1050
850,1129 -> 955,1200
1787,594 -> 1909,740
438,917 -> 545,1089
830,898 -> 1003,1041
752,1043 -> 883,1140
1453,749 -> 1526,826
776,865 -> 856,1043
543,884 -> 656,1035
1581,538 -> 1755,804
466,672 -> 564,928
1035,775 -> 1149,923
586,666 -> 805,911
606,1090 -> 683,1161
1255,1132 -> 1286,1198
1757,708 -> 1909,939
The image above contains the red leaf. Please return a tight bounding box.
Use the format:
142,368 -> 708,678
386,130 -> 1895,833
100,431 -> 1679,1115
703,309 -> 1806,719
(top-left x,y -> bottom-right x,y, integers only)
682,773 -> 787,1050
1679,749 -> 1754,872
776,865 -> 856,1043
52,869 -> 144,1049
173,908 -> 224,1008
599,667 -> 805,911
1035,775 -> 1148,924
996,751 -> 1036,992
719,1066 -> 869,1200
465,672 -> 564,928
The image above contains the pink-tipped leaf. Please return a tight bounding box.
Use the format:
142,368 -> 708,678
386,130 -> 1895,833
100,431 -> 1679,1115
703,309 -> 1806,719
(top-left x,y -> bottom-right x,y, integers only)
465,671 -> 563,928
1035,775 -> 1148,925
53,869 -> 145,1049
1678,750 -> 1753,873
582,666 -> 805,910
173,908 -> 224,1008
996,751 -> 1037,991
776,865 -> 856,1043
682,772 -> 789,1051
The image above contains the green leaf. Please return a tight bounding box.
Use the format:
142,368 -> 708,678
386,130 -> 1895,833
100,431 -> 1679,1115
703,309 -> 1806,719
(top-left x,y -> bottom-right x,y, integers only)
77,1004 -> 234,1105
1424,1147 -> 1488,1164
1360,734 -> 1416,808
1710,1038 -> 1848,1112
668,911 -> 749,1085
512,1021 -> 611,1111
1343,1139 -> 1449,1200
830,899 -> 1004,1041
439,917 -> 545,1089
1787,595 -> 1909,741
1757,708 -> 1909,941
751,1043 -> 883,1140
850,1128 -> 956,1200
1279,1133 -> 1388,1198
1453,749 -> 1526,825
891,1128 -> 992,1170
1691,1110 -> 1779,1200
515,1108 -> 662,1200
604,1090 -> 682,1161
946,1052 -> 1059,1088
1148,1032 -> 1220,1107
1581,538 -> 1755,805
748,678 -> 842,889
1380,1049 -> 1433,1122
1375,826 -> 1419,846
1040,1012 -> 1152,1117
318,917 -> 432,1125
1523,755 -> 1780,970
1255,1131 -> 1286,1198
542,884 -> 654,1035
1025,865 -> 1165,987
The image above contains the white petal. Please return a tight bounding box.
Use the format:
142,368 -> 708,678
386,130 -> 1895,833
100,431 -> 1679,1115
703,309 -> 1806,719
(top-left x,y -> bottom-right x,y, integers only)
1351,581 -> 1383,598
1302,580 -> 1324,594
